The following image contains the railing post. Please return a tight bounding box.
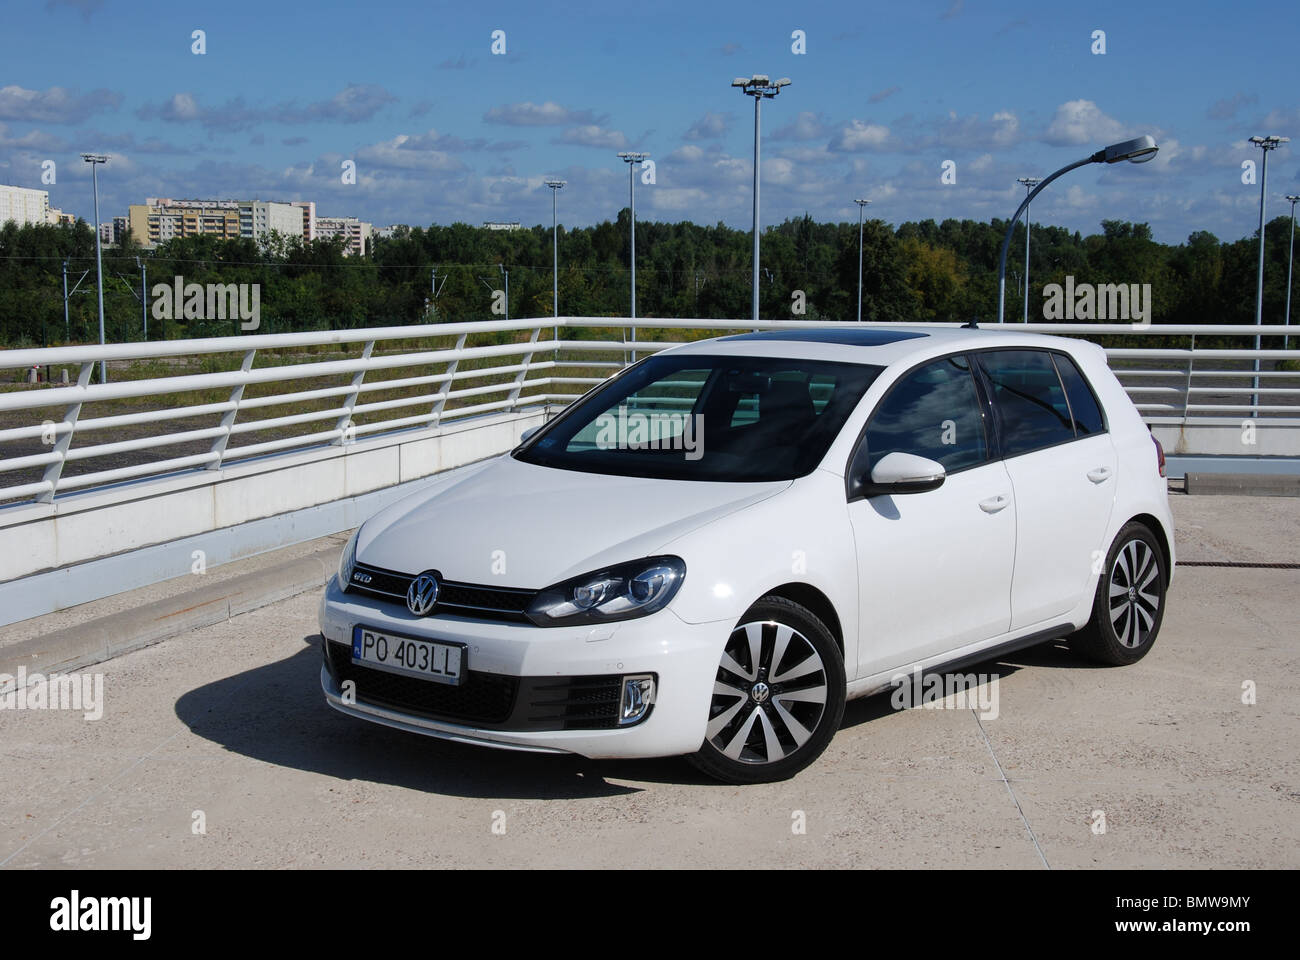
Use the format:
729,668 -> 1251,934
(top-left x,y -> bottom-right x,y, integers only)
1181,334 -> 1195,425
208,349 -> 257,469
333,340 -> 374,446
37,361 -> 93,503
508,326 -> 542,410
430,333 -> 467,427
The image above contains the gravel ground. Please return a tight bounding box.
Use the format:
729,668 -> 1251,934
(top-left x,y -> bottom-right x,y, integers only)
0,495 -> 1296,869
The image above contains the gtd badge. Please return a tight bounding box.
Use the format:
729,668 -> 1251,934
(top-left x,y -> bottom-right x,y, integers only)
351,572 -> 372,585
406,572 -> 440,615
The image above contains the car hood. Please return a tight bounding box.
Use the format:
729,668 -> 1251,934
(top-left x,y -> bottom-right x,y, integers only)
356,454 -> 789,588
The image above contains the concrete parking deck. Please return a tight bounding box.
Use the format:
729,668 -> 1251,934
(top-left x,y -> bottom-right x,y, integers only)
1,493 -> 1296,869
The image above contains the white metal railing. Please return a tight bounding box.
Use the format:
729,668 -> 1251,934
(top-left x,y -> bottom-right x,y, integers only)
1,318 -> 1298,506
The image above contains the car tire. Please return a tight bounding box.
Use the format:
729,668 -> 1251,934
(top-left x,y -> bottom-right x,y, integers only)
1071,521 -> 1168,666
688,596 -> 846,784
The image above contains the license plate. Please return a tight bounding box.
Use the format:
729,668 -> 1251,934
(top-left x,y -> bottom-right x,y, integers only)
351,626 -> 465,686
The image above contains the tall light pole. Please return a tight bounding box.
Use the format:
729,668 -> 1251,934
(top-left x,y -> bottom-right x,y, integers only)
617,151 -> 647,359
81,153 -> 110,382
1016,176 -> 1042,322
854,198 -> 870,322
1285,194 -> 1300,349
1248,135 -> 1289,412
545,178 -> 566,351
733,75 -> 790,323
998,136 -> 1158,324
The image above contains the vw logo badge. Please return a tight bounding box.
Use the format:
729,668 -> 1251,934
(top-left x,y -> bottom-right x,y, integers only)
406,572 -> 440,615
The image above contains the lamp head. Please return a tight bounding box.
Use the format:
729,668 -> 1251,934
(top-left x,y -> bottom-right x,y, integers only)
1101,135 -> 1158,164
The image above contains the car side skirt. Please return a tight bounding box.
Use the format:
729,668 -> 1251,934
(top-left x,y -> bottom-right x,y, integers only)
846,621 -> 1077,701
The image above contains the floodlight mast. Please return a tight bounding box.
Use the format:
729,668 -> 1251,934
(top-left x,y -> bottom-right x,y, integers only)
81,153 -> 110,381
854,199 -> 871,322
733,75 -> 791,324
1247,136 -> 1290,408
617,152 -> 648,359
1016,177 -> 1042,323
1284,194 -> 1300,348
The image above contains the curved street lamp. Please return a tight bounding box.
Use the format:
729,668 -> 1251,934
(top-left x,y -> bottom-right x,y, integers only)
997,135 -> 1158,324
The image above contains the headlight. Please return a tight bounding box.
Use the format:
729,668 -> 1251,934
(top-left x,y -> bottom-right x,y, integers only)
526,556 -> 686,626
337,528 -> 360,592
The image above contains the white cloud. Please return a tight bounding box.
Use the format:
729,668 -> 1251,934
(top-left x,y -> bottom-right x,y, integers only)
1044,99 -> 1128,146
830,120 -> 891,151
773,111 -> 831,141
555,125 -> 629,149
355,134 -> 467,173
484,101 -> 601,127
0,84 -> 122,124
683,112 -> 730,141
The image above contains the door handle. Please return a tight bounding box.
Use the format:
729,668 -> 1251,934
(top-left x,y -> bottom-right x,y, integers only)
1087,467 -> 1112,484
979,494 -> 1009,514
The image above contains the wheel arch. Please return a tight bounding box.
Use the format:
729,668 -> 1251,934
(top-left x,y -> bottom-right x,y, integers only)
753,582 -> 844,656
1125,512 -> 1173,577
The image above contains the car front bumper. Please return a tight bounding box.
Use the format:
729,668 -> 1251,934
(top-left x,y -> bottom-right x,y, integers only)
317,575 -> 728,759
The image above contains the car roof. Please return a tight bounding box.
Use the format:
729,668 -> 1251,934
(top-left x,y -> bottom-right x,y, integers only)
657,324 -> 1099,368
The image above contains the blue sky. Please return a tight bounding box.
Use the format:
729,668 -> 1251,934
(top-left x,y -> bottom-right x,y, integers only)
3,0 -> 1298,244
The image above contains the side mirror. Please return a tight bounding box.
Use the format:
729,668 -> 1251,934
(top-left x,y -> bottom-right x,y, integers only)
853,452 -> 946,499
520,425 -> 541,443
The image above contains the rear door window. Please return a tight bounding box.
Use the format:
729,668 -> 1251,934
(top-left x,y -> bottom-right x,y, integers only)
1052,354 -> 1106,436
977,350 -> 1076,457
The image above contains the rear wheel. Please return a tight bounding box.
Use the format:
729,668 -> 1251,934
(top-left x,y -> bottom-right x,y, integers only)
1071,521 -> 1167,666
688,596 -> 845,784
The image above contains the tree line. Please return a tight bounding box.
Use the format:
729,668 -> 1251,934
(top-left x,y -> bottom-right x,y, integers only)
0,211 -> 1296,348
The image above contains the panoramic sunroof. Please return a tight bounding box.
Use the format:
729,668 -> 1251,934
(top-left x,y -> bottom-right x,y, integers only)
718,328 -> 929,347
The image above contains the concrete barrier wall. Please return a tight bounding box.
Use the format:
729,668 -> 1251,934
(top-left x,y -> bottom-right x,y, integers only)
0,407 -> 547,626
1151,422 -> 1300,458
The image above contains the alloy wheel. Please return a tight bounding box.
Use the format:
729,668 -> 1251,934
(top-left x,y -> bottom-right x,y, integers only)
706,619 -> 829,765
1108,538 -> 1161,648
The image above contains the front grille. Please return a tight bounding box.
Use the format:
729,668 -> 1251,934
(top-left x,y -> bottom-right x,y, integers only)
325,640 -> 649,731
348,562 -> 536,622
522,676 -> 625,730
327,641 -> 517,724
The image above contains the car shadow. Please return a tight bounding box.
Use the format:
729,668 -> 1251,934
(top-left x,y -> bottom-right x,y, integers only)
173,635 -> 727,798
994,637 -> 1115,670
175,635 -> 1098,795
840,662 -> 1026,730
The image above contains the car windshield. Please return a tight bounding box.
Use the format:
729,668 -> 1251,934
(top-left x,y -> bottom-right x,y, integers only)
514,353 -> 883,482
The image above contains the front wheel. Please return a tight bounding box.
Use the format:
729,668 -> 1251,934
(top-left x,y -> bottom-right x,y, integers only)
688,596 -> 846,784
1071,521 -> 1168,666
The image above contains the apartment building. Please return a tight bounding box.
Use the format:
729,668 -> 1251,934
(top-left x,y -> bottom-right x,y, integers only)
128,197 -> 307,248
0,184 -> 52,227
315,215 -> 372,256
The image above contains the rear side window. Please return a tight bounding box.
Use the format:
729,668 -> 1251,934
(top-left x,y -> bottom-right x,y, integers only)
977,350 -> 1075,457
1052,354 -> 1106,435
863,354 -> 988,473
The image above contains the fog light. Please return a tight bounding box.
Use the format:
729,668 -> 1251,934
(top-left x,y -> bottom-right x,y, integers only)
619,674 -> 655,726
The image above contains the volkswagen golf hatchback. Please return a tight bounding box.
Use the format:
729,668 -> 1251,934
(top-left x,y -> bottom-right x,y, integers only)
318,326 -> 1174,782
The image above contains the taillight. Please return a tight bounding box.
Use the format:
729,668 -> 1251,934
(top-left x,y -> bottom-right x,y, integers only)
1151,433 -> 1166,478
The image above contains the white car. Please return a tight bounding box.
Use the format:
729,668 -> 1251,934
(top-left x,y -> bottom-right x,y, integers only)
318,326 -> 1174,783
